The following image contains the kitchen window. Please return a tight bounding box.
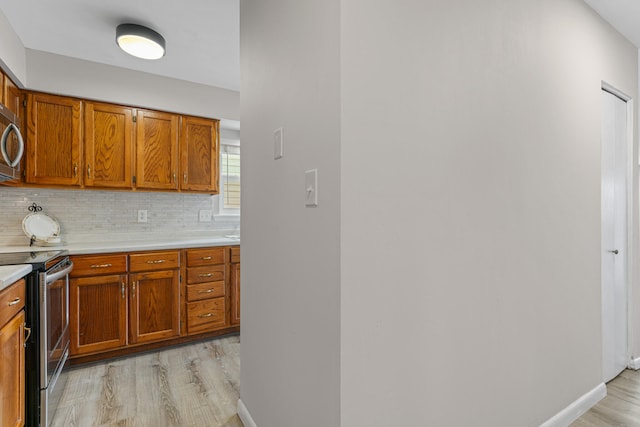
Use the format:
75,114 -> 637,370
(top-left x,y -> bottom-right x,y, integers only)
217,139 -> 240,216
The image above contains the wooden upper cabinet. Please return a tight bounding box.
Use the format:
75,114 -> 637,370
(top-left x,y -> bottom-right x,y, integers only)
84,102 -> 134,188
26,93 -> 82,186
135,109 -> 179,190
180,116 -> 219,193
3,77 -> 23,120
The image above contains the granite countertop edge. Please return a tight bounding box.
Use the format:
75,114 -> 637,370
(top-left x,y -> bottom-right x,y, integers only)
0,265 -> 33,291
0,237 -> 240,256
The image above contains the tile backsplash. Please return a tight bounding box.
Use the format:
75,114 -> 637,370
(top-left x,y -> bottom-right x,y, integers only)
0,187 -> 239,245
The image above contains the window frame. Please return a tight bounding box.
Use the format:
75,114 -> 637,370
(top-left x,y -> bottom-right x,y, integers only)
215,137 -> 241,219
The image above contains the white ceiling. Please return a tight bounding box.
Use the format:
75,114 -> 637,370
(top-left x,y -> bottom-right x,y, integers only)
0,0 -> 240,91
584,0 -> 640,48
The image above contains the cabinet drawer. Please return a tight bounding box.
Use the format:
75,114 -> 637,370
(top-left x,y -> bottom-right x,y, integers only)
129,251 -> 180,272
230,246 -> 240,263
0,279 -> 25,327
186,281 -> 225,302
187,248 -> 226,267
187,265 -> 225,284
187,298 -> 226,333
71,254 -> 128,277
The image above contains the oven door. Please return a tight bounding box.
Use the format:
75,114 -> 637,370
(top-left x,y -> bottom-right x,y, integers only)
39,258 -> 72,426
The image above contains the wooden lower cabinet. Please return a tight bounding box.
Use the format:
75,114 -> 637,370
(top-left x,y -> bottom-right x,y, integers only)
129,269 -> 180,344
69,246 -> 239,362
0,279 -> 26,427
70,274 -> 128,355
184,247 -> 229,334
230,260 -> 240,326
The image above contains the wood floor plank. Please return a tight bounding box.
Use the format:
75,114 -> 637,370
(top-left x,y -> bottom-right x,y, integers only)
51,335 -> 241,427
571,369 -> 640,427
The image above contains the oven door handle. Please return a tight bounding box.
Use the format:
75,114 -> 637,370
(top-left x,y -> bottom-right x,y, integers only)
46,261 -> 74,285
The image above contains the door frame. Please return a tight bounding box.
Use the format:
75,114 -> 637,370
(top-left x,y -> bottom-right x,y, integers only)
601,81 -> 634,373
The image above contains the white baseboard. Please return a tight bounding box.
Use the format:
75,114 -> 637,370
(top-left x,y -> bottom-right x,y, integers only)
629,357 -> 640,370
237,399 -> 257,427
539,383 -> 606,427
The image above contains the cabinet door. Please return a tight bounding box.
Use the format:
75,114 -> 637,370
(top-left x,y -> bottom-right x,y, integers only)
3,77 -> 23,119
129,269 -> 180,344
84,102 -> 134,188
230,262 -> 240,326
70,274 -> 128,355
0,310 -> 25,427
26,93 -> 82,185
180,116 -> 219,192
136,109 -> 179,190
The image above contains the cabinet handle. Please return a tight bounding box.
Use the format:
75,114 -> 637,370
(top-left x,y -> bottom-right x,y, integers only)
199,273 -> 214,277
74,163 -> 78,177
7,297 -> 21,306
87,164 -> 91,178
198,313 -> 214,318
146,259 -> 166,264
183,172 -> 187,183
24,325 -> 31,347
198,289 -> 214,293
201,256 -> 213,260
121,282 -> 125,299
90,263 -> 112,268
132,281 -> 136,297
173,172 -> 176,183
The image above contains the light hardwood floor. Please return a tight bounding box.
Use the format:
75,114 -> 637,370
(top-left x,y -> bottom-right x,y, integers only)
571,369 -> 640,426
51,335 -> 241,427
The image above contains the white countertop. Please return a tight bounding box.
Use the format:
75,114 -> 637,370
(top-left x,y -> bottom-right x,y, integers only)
0,265 -> 32,292
0,235 -> 240,255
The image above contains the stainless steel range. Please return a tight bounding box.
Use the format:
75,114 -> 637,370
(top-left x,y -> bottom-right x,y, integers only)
0,250 -> 73,427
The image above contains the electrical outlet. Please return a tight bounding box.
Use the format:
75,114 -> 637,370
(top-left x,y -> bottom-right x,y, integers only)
199,209 -> 212,222
137,210 -> 148,223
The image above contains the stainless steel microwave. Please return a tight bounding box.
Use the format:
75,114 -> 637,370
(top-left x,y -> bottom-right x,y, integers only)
0,102 -> 24,182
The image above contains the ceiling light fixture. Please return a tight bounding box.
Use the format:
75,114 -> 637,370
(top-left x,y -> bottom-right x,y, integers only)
116,23 -> 166,60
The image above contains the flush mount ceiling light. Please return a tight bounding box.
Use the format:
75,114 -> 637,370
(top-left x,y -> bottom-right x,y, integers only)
116,23 -> 166,60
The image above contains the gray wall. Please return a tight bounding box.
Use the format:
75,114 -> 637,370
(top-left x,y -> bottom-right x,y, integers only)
240,0 -> 639,426
26,50 -> 240,121
239,0 -> 341,425
0,9 -> 26,85
340,0 -> 637,426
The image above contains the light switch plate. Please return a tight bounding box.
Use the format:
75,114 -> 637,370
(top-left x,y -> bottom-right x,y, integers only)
305,169 -> 318,207
274,127 -> 284,160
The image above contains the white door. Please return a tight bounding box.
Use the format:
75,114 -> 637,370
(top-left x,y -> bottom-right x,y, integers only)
601,88 -> 629,383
